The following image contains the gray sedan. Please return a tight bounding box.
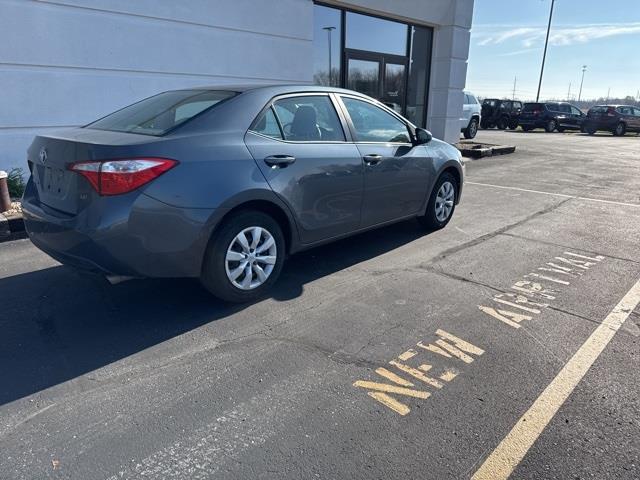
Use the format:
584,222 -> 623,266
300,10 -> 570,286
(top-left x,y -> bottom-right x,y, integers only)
22,84 -> 464,302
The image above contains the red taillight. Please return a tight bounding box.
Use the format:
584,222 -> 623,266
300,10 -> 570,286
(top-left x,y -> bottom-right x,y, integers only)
70,158 -> 177,196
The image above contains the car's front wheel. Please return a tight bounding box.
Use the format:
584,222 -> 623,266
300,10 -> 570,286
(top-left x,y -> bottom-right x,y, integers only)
201,210 -> 285,302
418,172 -> 457,231
613,122 -> 626,136
545,119 -> 557,133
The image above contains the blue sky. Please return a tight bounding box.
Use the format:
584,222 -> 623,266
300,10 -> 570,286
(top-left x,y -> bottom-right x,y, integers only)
467,0 -> 640,101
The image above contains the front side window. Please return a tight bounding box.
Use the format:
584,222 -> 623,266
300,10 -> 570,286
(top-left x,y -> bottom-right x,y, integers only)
514,102 -> 522,109
86,90 -> 236,136
341,97 -> 410,143
570,106 -> 582,115
273,95 -> 345,142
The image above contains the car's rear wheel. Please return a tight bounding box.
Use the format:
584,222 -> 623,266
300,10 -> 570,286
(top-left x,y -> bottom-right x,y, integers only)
201,210 -> 285,302
418,172 -> 457,231
464,118 -> 478,139
545,119 -> 557,133
496,117 -> 508,130
508,120 -> 518,130
613,122 -> 626,136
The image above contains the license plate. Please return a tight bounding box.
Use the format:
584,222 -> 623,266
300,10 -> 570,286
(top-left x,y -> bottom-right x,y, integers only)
43,166 -> 66,196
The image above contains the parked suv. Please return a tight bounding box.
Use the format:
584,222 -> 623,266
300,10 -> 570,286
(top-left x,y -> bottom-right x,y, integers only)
583,105 -> 640,136
518,102 -> 585,132
460,91 -> 481,139
480,99 -> 522,130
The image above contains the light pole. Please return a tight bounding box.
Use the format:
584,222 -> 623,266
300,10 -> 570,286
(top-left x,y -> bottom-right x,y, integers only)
322,26 -> 336,86
578,65 -> 587,102
536,0 -> 555,102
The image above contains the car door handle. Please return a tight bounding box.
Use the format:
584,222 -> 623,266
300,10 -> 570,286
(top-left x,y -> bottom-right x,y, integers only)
264,155 -> 296,168
363,154 -> 383,166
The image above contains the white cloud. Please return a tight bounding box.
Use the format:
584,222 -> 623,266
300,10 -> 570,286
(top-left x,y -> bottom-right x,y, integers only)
473,22 -> 640,48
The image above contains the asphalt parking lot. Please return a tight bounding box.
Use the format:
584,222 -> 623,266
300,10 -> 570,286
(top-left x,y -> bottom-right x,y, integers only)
1,129 -> 639,479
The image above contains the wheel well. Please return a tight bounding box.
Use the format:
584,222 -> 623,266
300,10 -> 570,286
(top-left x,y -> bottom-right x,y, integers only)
216,200 -> 294,254
442,167 -> 461,201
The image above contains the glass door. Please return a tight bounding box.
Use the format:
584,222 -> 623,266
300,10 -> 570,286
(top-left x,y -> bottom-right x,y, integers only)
345,50 -> 407,116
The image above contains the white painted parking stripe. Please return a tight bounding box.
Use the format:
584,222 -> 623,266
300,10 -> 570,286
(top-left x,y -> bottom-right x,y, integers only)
472,277 -> 640,480
467,182 -> 640,208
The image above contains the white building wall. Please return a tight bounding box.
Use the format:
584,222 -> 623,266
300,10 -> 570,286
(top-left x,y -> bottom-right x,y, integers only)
0,0 -> 473,172
0,0 -> 314,171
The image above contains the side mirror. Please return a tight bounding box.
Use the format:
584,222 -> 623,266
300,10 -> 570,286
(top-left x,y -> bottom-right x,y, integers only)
415,128 -> 432,145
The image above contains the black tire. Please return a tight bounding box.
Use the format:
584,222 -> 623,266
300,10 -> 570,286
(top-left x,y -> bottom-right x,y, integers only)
496,117 -> 508,130
201,210 -> 285,303
464,118 -> 478,139
508,120 -> 518,130
585,125 -> 596,135
418,172 -> 458,231
557,127 -> 565,133
545,119 -> 557,133
613,122 -> 626,136
521,125 -> 532,132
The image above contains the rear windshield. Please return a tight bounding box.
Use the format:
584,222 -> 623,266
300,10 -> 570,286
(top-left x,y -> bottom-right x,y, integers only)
522,103 -> 544,112
86,90 -> 237,136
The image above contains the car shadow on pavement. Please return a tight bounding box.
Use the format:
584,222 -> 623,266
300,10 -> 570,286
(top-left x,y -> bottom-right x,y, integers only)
0,219 -> 428,406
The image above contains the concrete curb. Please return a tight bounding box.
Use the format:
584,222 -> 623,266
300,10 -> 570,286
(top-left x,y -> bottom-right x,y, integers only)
0,212 -> 26,242
456,142 -> 516,159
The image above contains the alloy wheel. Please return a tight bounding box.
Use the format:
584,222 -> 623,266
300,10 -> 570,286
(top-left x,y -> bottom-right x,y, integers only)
225,226 -> 277,290
435,181 -> 455,222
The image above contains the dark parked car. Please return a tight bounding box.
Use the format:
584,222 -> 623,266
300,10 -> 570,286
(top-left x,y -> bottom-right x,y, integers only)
480,99 -> 522,130
518,102 -> 586,132
583,105 -> 640,136
22,85 -> 464,302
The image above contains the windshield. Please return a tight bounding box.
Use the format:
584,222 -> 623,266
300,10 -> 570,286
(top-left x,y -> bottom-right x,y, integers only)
86,90 -> 237,136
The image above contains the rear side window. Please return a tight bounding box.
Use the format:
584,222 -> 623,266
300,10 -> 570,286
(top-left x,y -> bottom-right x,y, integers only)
513,102 -> 522,109
341,97 -> 411,143
546,103 -> 559,112
86,90 -> 236,136
523,103 -> 543,112
617,106 -> 633,115
570,106 -> 582,115
250,107 -> 282,139
557,104 -> 571,113
272,96 -> 345,142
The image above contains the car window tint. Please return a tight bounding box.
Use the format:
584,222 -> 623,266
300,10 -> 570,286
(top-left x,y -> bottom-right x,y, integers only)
250,107 -> 282,139
86,90 -> 236,136
546,103 -> 559,111
570,106 -> 582,115
618,106 -> 632,115
342,97 -> 411,143
633,108 -> 640,117
557,104 -> 571,113
273,96 -> 345,141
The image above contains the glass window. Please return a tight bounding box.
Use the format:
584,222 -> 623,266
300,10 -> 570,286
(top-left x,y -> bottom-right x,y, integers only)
347,59 -> 380,98
514,102 -> 522,109
250,107 -> 282,139
313,5 -> 342,87
346,12 -> 407,56
273,96 -> 345,142
86,90 -> 236,136
342,97 -> 410,143
546,103 -> 559,111
557,104 -> 571,113
406,25 -> 433,127
633,107 -> 640,117
570,106 -> 582,115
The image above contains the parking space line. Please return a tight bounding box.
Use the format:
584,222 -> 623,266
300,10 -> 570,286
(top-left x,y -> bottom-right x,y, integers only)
467,182 -> 640,208
472,277 -> 640,480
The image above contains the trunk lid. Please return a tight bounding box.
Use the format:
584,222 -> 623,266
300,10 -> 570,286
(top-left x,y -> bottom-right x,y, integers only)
27,128 -> 159,214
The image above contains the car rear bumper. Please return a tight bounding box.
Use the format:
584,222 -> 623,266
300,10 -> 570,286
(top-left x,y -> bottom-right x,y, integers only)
22,178 -> 222,278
